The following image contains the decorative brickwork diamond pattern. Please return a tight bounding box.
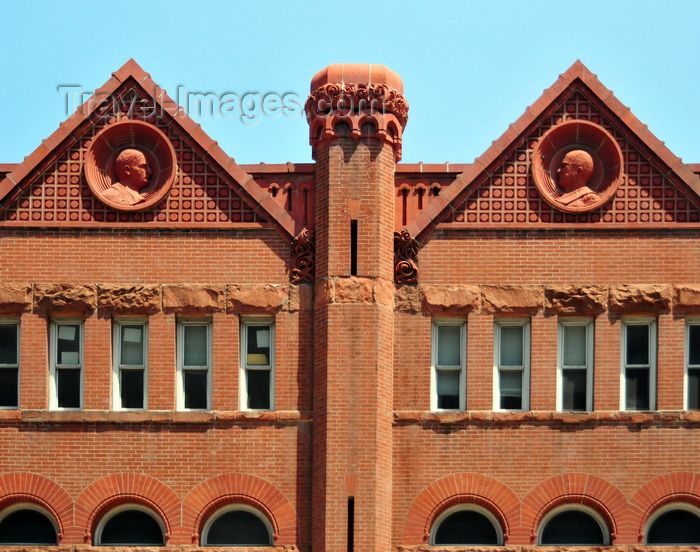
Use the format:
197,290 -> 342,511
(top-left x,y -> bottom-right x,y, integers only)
1,89 -> 268,227
442,91 -> 700,227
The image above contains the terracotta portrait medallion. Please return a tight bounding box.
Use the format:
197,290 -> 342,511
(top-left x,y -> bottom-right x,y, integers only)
532,120 -> 623,213
85,120 -> 177,211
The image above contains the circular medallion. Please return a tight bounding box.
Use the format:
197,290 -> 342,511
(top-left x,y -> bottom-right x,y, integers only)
85,120 -> 177,211
532,120 -> 623,213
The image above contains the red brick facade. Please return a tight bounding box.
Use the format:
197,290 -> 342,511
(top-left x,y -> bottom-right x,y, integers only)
0,60 -> 700,552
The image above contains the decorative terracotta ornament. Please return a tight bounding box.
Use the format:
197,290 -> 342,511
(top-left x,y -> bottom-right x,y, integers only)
532,120 -> 623,213
85,120 -> 177,211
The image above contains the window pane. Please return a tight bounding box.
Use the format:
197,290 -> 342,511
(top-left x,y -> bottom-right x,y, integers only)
0,368 -> 18,407
689,369 -> 700,410
541,510 -> 605,545
626,367 -> 650,410
437,325 -> 461,367
626,325 -> 649,365
57,368 -> 80,408
437,369 -> 460,410
434,510 -> 499,545
206,510 -> 271,546
57,324 -> 80,366
500,326 -> 523,366
247,370 -> 270,410
184,370 -> 208,409
0,509 -> 58,545
120,369 -> 144,409
562,369 -> 587,411
247,326 -> 270,366
500,370 -> 522,410
120,325 -> 144,366
690,325 -> 700,365
99,510 -> 164,545
0,325 -> 18,365
563,325 -> 587,367
184,325 -> 208,367
647,509 -> 700,545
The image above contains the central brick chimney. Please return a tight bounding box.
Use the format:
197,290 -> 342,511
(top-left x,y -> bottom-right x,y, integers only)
307,64 -> 408,551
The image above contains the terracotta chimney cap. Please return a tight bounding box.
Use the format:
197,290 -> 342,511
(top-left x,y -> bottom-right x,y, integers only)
310,64 -> 403,94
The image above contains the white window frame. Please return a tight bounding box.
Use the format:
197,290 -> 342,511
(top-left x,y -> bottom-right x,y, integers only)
0,502 -> 60,545
493,318 -> 530,411
685,319 -> 700,410
112,318 -> 148,411
176,319 -> 212,411
0,318 -> 20,409
200,504 -> 274,546
94,504 -> 165,546
430,504 -> 504,546
49,319 -> 84,410
557,318 -> 594,412
620,317 -> 656,411
537,504 -> 610,545
644,502 -> 700,545
431,319 -> 467,411
240,318 -> 275,411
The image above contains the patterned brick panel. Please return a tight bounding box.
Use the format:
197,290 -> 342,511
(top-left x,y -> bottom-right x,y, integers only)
0,88 -> 268,228
442,91 -> 700,227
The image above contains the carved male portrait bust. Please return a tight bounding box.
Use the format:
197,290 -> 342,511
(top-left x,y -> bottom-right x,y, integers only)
556,150 -> 599,208
101,149 -> 152,207
532,120 -> 624,214
84,120 -> 177,212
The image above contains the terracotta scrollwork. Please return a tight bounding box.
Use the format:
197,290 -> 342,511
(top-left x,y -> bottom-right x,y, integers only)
291,228 -> 315,284
394,229 -> 418,285
305,82 -> 409,127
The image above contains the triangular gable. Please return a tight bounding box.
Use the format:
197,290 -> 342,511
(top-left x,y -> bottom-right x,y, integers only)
0,60 -> 302,239
405,60 -> 700,241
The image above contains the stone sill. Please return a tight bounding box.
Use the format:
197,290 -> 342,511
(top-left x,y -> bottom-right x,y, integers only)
0,410 -> 312,424
393,410 -> 700,426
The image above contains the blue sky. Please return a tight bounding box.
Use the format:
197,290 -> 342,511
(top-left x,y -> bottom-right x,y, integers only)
1,1 -> 698,165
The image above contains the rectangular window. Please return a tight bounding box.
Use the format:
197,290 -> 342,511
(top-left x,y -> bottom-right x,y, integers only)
177,320 -> 212,411
686,322 -> 700,410
494,319 -> 530,411
431,319 -> 466,411
113,319 -> 148,410
0,320 -> 19,408
557,318 -> 594,411
621,318 -> 656,410
240,320 -> 274,411
50,320 -> 83,410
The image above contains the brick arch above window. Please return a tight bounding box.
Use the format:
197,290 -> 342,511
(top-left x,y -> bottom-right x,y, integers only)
74,473 -> 179,544
182,473 -> 297,545
401,473 -> 519,544
630,472 -> 700,543
521,473 -> 627,544
0,472 -> 73,541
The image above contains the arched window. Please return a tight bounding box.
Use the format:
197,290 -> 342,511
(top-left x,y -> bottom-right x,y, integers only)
430,505 -> 503,546
0,504 -> 59,545
646,504 -> 700,545
201,505 -> 273,546
538,506 -> 609,546
95,505 -> 165,546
